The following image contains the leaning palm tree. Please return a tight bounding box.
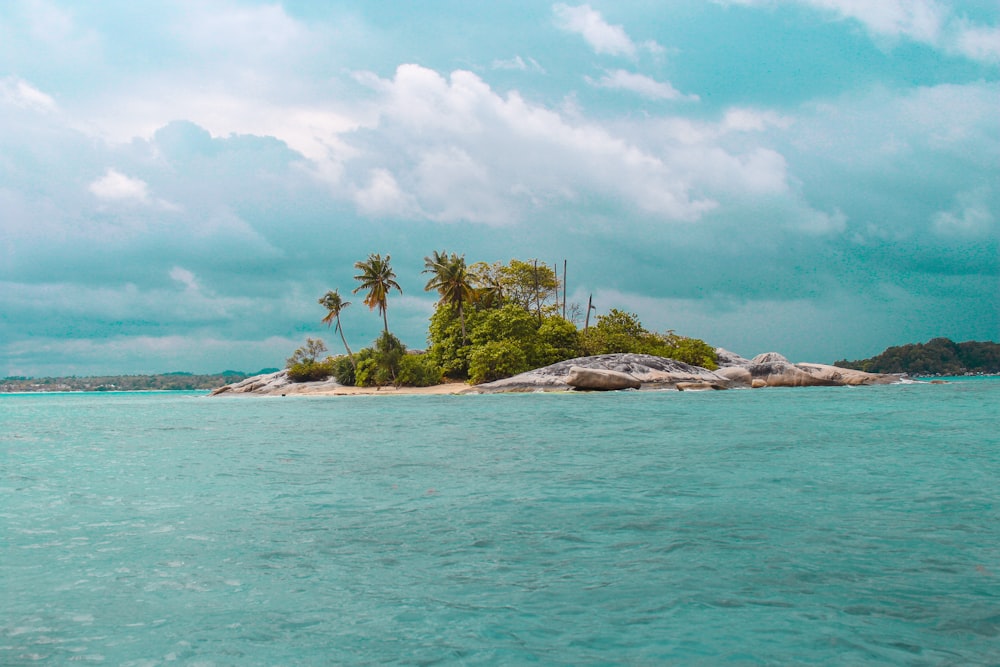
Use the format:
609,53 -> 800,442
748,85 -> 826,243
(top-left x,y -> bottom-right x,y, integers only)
352,253 -> 403,336
319,289 -> 355,368
423,250 -> 474,343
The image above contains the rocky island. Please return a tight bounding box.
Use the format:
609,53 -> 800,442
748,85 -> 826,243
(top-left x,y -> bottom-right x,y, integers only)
210,349 -> 901,396
209,253 -> 905,397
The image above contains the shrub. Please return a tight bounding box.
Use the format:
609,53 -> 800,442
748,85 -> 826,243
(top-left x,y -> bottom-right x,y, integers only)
331,355 -> 357,386
286,338 -> 336,382
286,337 -> 328,366
354,357 -> 381,387
397,354 -> 443,387
579,310 -> 717,369
660,333 -> 718,370
469,340 -> 530,384
287,358 -> 336,382
427,304 -> 476,378
355,332 -> 409,387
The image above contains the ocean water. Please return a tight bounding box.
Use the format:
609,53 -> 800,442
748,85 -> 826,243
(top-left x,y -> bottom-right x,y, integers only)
2,380 -> 998,666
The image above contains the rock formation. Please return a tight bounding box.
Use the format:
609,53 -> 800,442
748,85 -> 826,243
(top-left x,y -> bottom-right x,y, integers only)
472,353 -> 731,393
210,350 -> 902,396
719,352 -> 900,388
565,366 -> 642,391
210,370 -> 344,396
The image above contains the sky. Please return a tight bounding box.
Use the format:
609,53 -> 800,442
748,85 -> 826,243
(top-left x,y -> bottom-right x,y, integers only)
1,0 -> 998,376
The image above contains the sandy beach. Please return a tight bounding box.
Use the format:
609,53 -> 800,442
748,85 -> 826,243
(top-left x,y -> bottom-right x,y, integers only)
279,381 -> 475,396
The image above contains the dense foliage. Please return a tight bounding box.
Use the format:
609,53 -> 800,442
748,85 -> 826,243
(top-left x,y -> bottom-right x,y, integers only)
314,254 -> 718,386
579,309 -> 718,369
835,338 -> 1000,375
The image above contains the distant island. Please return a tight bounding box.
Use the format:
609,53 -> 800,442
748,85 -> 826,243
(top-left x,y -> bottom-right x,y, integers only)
1,370 -> 279,393
835,338 -> 1000,376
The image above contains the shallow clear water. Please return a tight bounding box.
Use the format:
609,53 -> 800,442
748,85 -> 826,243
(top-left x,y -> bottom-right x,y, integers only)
2,381 -> 998,665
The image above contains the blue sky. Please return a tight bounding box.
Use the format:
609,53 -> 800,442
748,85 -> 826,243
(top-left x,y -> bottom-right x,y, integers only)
2,0 -> 998,375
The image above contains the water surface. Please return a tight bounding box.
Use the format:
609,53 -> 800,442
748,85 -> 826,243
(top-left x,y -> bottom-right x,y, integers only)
2,381 -> 998,664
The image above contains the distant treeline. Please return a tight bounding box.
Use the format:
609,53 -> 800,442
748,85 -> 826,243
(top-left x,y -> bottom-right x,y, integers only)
1,370 -> 279,393
835,338 -> 1000,376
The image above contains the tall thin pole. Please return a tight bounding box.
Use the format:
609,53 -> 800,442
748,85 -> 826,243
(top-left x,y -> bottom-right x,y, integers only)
533,259 -> 542,324
562,259 -> 567,320
584,294 -> 594,331
553,260 -> 558,314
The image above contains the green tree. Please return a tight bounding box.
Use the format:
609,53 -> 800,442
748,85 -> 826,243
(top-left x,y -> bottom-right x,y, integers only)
535,316 -> 582,366
581,309 -> 649,355
468,261 -> 505,308
423,250 -> 474,343
500,259 -> 560,319
353,253 -> 402,335
286,338 -> 336,382
286,338 -> 328,367
469,340 -> 530,384
427,303 -> 479,378
318,289 -> 355,368
469,303 -> 539,348
467,259 -> 560,316
355,332 -> 406,387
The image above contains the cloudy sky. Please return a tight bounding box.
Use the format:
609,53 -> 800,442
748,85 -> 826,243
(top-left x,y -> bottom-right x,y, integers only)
2,0 -> 998,376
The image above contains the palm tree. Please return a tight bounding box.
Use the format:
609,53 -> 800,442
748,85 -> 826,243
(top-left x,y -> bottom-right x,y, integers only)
353,253 -> 403,335
469,261 -> 504,308
423,250 -> 474,343
319,289 -> 355,368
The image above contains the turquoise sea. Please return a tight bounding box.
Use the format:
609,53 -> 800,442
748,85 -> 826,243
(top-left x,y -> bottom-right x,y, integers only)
2,380 -> 998,665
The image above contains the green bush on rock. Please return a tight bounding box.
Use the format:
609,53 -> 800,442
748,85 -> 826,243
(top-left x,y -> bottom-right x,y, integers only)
581,309 -> 717,370
286,338 -> 337,383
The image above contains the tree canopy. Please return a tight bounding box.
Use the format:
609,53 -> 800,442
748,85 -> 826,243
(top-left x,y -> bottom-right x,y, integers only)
353,253 -> 402,335
835,338 -> 1000,375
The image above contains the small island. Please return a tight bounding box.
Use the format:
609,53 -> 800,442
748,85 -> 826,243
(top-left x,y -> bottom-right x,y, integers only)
210,251 -> 904,396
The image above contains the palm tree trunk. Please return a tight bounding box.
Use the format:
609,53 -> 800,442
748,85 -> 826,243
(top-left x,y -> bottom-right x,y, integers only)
562,259 -> 567,320
382,308 -> 389,336
337,317 -> 356,368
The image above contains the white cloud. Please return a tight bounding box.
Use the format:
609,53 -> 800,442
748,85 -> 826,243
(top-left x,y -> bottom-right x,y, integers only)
587,70 -> 699,101
722,108 -> 792,133
0,76 -> 57,113
491,55 -> 546,73
799,207 -> 848,235
951,22 -> 1000,64
88,168 -> 150,202
553,4 -> 661,57
806,0 -> 945,42
414,147 -> 508,225
933,188 -> 996,237
716,0 -> 1000,64
169,266 -> 200,291
351,64 -> 719,224
354,168 -> 418,218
